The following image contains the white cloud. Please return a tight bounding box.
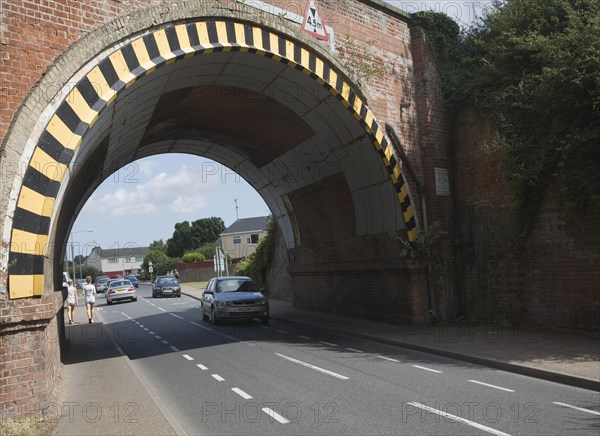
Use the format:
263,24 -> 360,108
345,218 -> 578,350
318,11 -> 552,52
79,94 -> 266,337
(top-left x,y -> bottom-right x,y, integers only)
85,165 -> 210,217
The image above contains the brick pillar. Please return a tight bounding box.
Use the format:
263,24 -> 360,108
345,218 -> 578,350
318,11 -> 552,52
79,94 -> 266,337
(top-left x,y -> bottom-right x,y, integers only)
409,26 -> 458,321
0,293 -> 64,418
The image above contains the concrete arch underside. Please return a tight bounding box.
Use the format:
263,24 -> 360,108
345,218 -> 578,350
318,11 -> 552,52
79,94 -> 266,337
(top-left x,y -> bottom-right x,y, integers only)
4,13 -> 418,316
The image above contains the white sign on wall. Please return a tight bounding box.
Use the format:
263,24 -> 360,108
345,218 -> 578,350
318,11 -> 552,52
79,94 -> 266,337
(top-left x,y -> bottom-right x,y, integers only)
435,167 -> 450,197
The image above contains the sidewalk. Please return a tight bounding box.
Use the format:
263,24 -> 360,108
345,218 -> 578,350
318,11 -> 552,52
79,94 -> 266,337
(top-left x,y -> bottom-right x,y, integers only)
181,283 -> 600,391
53,300 -> 180,436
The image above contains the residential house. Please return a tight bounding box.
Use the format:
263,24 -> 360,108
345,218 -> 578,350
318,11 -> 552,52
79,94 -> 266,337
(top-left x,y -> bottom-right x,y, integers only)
86,246 -> 149,278
220,216 -> 269,260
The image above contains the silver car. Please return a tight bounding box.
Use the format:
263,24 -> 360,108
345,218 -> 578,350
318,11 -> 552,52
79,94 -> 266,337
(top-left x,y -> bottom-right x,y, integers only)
201,276 -> 269,325
106,279 -> 137,305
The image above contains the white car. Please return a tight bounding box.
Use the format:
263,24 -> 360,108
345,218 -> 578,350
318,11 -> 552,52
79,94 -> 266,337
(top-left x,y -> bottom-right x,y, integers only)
106,279 -> 137,305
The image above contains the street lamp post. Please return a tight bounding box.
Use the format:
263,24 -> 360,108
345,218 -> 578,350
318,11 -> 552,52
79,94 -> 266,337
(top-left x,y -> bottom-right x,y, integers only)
70,229 -> 94,279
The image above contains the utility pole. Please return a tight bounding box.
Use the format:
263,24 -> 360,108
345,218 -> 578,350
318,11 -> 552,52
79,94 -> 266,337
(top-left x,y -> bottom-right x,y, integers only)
234,199 -> 239,220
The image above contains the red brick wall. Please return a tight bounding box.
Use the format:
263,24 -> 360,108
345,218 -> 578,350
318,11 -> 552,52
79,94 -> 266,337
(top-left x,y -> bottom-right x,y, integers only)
0,292 -> 64,416
453,108 -> 600,330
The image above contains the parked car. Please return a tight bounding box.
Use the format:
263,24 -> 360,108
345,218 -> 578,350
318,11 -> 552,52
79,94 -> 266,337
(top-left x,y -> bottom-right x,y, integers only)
95,277 -> 110,294
152,276 -> 181,298
106,279 -> 137,305
125,274 -> 139,288
201,276 -> 269,325
75,278 -> 86,290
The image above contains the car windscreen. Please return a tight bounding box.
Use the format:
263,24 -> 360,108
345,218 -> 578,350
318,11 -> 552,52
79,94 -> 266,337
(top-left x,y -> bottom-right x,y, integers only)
98,278 -> 109,284
109,280 -> 131,288
157,277 -> 178,284
216,279 -> 259,293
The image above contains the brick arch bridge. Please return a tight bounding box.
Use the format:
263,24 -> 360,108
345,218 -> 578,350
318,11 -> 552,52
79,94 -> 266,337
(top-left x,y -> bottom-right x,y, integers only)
0,1 -> 453,414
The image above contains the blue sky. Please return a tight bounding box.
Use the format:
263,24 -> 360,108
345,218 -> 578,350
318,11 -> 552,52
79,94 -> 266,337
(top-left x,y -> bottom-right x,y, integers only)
71,0 -> 494,254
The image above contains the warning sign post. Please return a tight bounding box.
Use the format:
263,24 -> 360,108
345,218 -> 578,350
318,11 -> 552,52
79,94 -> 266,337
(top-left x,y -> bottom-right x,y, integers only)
302,0 -> 329,41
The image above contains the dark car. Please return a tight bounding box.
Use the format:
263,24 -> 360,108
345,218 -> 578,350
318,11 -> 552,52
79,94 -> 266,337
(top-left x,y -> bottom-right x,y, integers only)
95,276 -> 110,294
152,276 -> 181,298
201,276 -> 269,325
125,274 -> 139,288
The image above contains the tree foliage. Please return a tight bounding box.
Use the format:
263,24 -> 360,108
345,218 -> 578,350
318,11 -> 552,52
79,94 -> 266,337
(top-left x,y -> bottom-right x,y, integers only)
415,0 -> 600,233
140,249 -> 179,277
166,217 -> 225,257
182,251 -> 206,262
233,216 -> 277,285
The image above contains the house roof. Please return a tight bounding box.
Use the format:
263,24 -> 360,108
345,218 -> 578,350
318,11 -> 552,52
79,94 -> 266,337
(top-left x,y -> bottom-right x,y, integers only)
92,246 -> 150,259
221,216 -> 269,235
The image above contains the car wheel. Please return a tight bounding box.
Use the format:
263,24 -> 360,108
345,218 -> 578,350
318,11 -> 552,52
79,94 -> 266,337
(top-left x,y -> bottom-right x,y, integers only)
107,299 -> 112,305
211,307 -> 218,325
132,297 -> 137,302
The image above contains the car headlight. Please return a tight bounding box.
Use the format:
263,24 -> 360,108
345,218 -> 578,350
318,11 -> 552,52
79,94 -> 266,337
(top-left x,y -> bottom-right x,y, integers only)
257,299 -> 267,305
174,287 -> 181,291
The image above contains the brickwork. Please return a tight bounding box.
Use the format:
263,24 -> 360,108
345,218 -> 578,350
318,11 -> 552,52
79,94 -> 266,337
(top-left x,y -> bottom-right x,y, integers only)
453,108 -> 600,330
0,292 -> 63,416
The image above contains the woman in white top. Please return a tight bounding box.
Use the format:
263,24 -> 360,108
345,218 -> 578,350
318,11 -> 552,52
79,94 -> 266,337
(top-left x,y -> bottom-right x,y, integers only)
82,276 -> 97,323
66,280 -> 78,325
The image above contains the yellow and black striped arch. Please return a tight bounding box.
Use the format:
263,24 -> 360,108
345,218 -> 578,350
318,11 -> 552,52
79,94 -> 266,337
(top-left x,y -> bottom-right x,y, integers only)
8,19 -> 417,298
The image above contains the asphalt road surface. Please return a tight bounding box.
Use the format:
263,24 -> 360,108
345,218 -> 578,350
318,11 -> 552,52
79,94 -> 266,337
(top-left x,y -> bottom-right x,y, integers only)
94,284 -> 600,435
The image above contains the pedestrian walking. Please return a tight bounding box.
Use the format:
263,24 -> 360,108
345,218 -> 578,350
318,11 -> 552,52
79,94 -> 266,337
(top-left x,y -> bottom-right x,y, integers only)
82,276 -> 97,323
66,280 -> 78,325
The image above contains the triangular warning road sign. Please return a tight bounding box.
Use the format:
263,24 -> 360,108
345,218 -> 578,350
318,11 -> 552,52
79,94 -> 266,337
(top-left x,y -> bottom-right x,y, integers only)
302,0 -> 329,41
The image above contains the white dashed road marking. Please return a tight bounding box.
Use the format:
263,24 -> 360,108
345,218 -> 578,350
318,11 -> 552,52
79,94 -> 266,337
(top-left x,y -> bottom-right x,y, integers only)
377,356 -> 400,363
412,365 -> 442,374
407,402 -> 511,436
212,374 -> 225,382
232,388 -> 253,400
262,407 -> 290,424
468,380 -> 515,392
553,402 -> 600,416
275,353 -> 349,380
197,364 -> 208,371
183,354 -> 194,361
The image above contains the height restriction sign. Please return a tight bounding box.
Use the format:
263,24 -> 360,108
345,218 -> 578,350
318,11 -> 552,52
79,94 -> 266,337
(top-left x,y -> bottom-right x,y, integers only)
302,0 -> 329,41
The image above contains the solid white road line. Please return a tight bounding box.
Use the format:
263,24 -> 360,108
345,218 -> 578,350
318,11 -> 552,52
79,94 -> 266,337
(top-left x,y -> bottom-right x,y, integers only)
212,374 -> 225,382
169,345 -> 180,352
377,356 -> 400,363
197,364 -> 208,371
346,348 -> 363,353
275,353 -> 349,380
319,341 -> 338,347
183,354 -> 194,361
407,402 -> 511,436
553,402 -> 600,416
262,407 -> 290,424
468,380 -> 515,392
232,388 -> 253,400
170,313 -> 183,319
412,365 -> 442,374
